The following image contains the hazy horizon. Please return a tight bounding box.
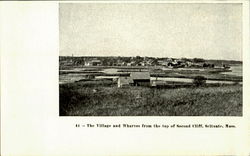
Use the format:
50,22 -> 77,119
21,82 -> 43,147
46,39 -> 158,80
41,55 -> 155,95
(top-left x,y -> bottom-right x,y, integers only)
60,3 -> 242,61
59,55 -> 243,62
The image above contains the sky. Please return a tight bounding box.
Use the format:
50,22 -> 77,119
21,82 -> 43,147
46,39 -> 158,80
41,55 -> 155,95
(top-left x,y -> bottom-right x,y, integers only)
59,3 -> 242,60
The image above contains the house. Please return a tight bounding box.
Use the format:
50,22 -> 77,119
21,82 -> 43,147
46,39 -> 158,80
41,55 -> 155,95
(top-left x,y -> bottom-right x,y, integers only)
118,76 -> 133,88
127,62 -> 132,66
84,61 -> 91,66
162,61 -> 169,66
157,60 -> 164,65
85,59 -> 101,66
186,61 -> 192,67
130,72 -> 150,86
146,59 -> 154,66
91,59 -> 101,66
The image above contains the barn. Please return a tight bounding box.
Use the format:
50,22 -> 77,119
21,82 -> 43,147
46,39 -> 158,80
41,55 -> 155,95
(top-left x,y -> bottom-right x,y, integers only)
130,72 -> 150,86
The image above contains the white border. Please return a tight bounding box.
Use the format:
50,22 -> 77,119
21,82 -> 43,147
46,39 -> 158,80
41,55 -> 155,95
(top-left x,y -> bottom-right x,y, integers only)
1,1 -> 249,156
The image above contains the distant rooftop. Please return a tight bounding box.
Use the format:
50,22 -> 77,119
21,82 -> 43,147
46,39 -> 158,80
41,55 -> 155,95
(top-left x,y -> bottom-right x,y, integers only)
130,72 -> 150,80
119,77 -> 133,84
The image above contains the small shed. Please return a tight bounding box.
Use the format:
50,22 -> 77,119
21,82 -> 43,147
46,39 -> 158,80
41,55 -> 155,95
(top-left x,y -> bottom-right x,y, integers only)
130,72 -> 150,86
118,76 -> 133,88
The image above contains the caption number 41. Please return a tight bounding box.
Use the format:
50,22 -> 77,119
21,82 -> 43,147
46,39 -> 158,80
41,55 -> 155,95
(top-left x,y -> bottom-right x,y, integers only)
76,124 -> 80,127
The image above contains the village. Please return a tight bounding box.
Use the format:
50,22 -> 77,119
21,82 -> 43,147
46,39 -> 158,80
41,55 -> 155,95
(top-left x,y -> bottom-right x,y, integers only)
59,56 -> 242,88
59,56 -> 234,69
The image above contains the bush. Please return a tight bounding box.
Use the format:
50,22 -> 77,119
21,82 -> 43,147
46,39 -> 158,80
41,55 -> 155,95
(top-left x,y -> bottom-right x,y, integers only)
193,76 -> 206,86
59,85 -> 89,116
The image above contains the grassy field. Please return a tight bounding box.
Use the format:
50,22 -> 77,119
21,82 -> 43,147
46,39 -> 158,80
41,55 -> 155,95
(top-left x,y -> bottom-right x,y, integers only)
59,82 -> 242,116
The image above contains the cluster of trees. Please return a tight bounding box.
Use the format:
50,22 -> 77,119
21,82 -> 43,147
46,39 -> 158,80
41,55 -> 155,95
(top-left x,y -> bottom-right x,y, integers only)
60,56 -> 159,66
193,58 -> 205,63
59,56 -> 240,68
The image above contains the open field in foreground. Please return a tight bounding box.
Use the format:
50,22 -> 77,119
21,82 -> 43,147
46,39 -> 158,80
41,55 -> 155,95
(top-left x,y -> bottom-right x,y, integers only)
60,83 -> 242,116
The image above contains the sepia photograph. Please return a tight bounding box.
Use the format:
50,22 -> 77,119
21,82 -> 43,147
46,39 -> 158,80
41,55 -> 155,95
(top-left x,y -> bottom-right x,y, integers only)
59,3 -> 242,116
2,1 -> 250,156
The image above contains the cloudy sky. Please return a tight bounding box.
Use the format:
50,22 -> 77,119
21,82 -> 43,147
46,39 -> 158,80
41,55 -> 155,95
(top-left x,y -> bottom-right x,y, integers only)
59,3 -> 242,60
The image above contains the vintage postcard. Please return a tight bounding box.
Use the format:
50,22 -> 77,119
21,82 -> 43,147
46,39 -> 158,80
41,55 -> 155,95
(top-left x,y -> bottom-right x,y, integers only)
1,1 -> 249,156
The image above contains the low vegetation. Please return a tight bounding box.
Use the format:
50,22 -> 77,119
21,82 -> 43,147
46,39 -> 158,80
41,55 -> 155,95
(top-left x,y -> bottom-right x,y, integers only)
193,76 -> 206,86
60,82 -> 242,116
